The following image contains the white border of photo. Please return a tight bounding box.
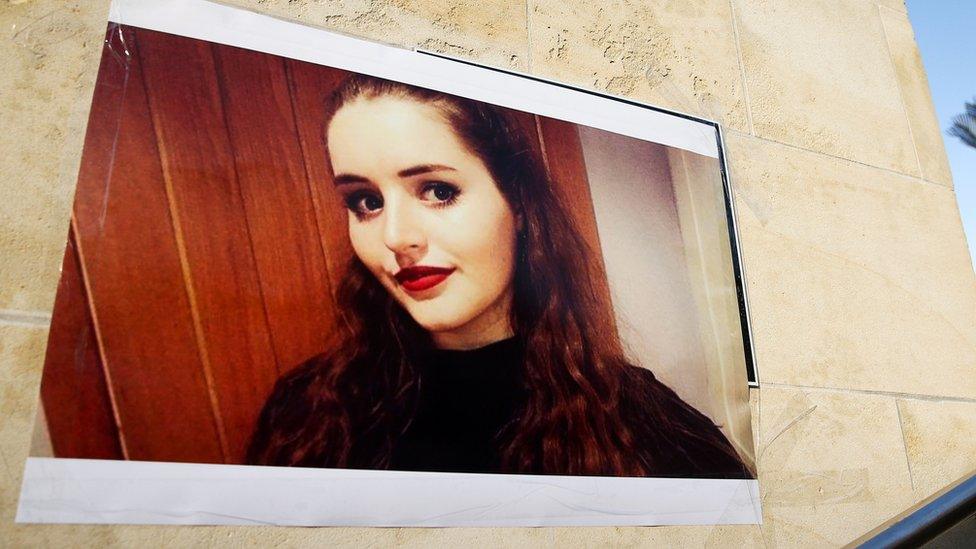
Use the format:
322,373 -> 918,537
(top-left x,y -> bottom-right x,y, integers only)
19,458 -> 761,526
106,0 -> 719,158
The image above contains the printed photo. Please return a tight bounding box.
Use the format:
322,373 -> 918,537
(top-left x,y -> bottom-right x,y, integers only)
21,0 -> 759,526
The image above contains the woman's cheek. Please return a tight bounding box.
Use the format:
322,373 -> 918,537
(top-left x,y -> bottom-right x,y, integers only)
348,223 -> 380,273
347,221 -> 364,261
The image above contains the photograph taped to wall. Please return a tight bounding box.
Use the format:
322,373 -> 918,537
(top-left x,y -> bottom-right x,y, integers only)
17,0 -> 761,527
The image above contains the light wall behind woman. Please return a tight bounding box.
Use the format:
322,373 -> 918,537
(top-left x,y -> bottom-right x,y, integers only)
579,126 -> 753,465
579,128 -> 710,412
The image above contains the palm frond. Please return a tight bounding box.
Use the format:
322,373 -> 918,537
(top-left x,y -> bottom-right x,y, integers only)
948,98 -> 976,150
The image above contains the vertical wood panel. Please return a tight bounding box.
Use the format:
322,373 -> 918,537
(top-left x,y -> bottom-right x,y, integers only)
41,229 -> 123,460
535,118 -> 621,349
136,28 -> 279,462
212,44 -> 336,370
71,25 -> 224,463
285,59 -> 354,314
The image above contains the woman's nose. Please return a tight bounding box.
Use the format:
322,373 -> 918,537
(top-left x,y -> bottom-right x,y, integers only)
382,198 -> 426,258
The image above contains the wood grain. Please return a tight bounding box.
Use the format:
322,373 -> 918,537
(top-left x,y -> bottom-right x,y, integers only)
136,28 -> 279,462
285,59 -> 355,322
213,44 -> 336,372
71,25 -> 224,463
40,228 -> 123,460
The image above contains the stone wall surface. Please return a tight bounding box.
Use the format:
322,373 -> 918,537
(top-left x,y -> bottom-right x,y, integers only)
2,0 -> 974,546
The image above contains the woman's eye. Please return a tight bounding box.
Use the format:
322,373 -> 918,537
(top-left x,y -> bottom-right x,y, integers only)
344,192 -> 383,219
421,182 -> 460,205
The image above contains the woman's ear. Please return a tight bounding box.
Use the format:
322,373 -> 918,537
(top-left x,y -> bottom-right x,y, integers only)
515,209 -> 526,233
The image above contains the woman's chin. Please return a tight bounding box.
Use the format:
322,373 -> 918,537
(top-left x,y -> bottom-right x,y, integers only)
412,315 -> 467,335
406,308 -> 478,340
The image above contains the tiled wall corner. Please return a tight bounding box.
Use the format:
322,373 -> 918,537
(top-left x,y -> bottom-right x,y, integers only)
752,385 -> 915,546
726,132 -> 976,398
875,0 -> 907,14
878,5 -> 953,187
527,0 -> 750,131
897,398 -> 976,502
733,0 -> 919,177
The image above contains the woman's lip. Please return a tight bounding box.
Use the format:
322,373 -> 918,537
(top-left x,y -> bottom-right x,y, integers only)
394,266 -> 455,292
400,273 -> 451,292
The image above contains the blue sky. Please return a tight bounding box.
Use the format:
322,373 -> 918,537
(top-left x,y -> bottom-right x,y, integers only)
905,1 -> 976,270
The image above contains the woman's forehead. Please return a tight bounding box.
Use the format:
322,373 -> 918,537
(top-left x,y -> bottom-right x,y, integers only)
327,97 -> 480,178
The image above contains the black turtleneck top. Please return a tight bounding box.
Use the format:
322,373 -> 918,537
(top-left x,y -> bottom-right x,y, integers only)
250,336 -> 751,478
385,337 -> 749,478
390,337 -> 525,473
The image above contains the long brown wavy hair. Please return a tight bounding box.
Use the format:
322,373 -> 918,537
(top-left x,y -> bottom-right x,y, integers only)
247,74 -> 748,477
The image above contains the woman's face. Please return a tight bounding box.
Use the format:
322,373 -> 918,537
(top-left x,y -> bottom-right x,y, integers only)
327,96 -> 520,350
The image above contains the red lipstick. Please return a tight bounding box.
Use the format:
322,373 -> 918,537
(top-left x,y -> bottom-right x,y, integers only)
394,265 -> 455,292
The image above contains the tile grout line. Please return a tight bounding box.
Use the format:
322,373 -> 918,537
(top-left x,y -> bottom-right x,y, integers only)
877,2 -> 910,17
738,219 -> 976,352
725,128 -> 952,191
0,309 -> 52,328
761,381 -> 976,405
894,399 -> 917,492
727,0 -> 755,136
876,3 -> 925,181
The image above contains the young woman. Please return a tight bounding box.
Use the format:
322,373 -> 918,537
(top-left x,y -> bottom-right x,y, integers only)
247,74 -> 751,478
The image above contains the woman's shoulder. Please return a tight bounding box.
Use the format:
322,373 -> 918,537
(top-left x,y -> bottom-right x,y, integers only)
260,349 -> 355,425
617,364 -> 752,479
274,352 -> 330,391
256,354 -> 327,414
247,352 -> 336,465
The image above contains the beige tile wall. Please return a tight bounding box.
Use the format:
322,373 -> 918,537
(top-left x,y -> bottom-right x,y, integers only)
733,0 -> 921,177
2,0 -> 973,546
528,0 -> 750,131
0,2 -> 105,313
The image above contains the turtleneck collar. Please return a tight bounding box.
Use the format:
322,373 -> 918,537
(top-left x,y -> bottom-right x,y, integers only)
420,336 -> 524,390
425,335 -> 522,361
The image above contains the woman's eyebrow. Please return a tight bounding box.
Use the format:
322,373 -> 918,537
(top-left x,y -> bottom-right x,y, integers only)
333,173 -> 370,186
333,164 -> 456,186
397,164 -> 456,178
